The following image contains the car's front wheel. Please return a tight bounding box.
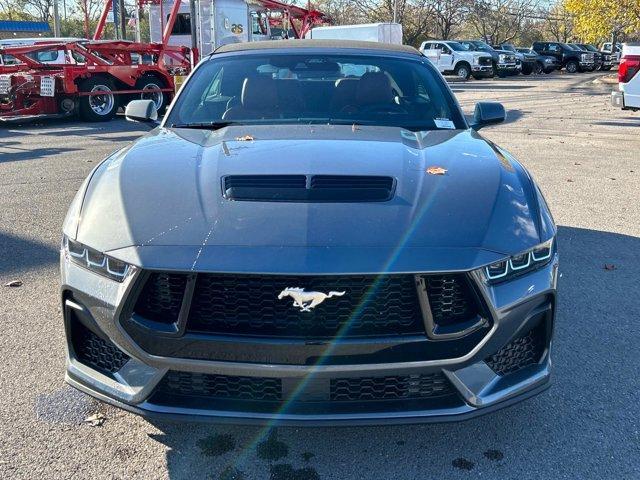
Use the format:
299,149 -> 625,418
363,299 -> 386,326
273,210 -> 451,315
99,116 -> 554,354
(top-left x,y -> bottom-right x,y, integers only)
535,62 -> 544,74
565,60 -> 579,73
454,63 -> 471,80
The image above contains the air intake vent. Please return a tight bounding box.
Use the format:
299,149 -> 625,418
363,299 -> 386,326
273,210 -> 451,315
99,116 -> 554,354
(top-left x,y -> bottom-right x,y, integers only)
223,175 -> 395,202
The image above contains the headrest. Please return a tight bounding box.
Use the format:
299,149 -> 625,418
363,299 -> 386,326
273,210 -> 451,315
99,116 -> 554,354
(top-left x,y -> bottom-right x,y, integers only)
241,76 -> 278,110
356,72 -> 394,106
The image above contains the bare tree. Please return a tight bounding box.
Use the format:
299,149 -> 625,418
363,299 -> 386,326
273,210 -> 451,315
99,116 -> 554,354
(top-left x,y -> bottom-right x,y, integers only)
351,0 -> 434,45
23,0 -> 54,21
466,0 -> 539,45
543,3 -> 573,42
431,0 -> 467,39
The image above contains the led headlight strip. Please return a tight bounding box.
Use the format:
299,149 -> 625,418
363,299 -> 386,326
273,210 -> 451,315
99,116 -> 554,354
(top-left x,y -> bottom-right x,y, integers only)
484,238 -> 554,283
63,236 -> 130,282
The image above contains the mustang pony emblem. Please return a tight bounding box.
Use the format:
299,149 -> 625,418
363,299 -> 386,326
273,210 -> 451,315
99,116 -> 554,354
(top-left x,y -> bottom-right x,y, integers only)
278,287 -> 346,312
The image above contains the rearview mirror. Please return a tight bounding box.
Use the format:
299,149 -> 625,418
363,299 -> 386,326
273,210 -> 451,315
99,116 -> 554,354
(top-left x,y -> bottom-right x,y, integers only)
470,102 -> 506,130
125,100 -> 158,124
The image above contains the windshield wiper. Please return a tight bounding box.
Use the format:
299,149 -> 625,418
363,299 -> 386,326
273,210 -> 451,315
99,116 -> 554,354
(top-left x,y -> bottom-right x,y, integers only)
170,121 -> 237,130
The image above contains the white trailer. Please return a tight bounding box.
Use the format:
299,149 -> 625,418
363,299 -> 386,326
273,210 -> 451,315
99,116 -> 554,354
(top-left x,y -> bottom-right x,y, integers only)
150,0 -> 275,57
305,23 -> 403,45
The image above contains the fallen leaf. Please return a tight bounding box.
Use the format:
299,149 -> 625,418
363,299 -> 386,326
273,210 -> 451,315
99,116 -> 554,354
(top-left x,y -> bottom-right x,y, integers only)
235,135 -> 254,142
427,166 -> 448,176
604,264 -> 616,271
4,280 -> 22,287
574,162 -> 581,166
84,413 -> 106,427
566,179 -> 574,183
222,141 -> 230,156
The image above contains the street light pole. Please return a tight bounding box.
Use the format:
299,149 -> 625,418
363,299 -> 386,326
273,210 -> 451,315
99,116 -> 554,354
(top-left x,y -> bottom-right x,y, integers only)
52,0 -> 62,36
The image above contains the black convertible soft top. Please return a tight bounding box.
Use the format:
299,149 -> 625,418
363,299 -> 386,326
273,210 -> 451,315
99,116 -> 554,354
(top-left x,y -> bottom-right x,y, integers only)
214,39 -> 421,56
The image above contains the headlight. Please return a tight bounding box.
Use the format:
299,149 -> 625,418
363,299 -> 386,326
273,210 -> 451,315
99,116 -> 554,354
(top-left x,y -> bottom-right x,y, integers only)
473,56 -> 480,65
581,53 -> 588,61
63,236 -> 132,282
498,54 -> 506,63
482,238 -> 554,284
544,58 -> 553,63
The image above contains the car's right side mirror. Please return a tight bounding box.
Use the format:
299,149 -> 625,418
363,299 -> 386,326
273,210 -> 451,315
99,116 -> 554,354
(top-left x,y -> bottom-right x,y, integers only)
125,99 -> 159,124
470,102 -> 506,130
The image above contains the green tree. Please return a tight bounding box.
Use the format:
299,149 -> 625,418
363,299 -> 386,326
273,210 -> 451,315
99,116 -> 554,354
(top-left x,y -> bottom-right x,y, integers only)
564,0 -> 640,43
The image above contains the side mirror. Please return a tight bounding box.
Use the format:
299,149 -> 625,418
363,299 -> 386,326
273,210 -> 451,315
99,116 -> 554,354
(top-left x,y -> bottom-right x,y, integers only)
125,100 -> 158,124
470,102 -> 506,130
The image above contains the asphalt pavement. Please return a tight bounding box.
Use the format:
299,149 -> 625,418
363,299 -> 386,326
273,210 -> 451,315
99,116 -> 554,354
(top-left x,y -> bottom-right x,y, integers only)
0,71 -> 639,480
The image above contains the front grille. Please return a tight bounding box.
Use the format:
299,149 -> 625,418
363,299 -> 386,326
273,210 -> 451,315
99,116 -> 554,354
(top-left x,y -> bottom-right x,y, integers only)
157,371 -> 282,401
479,56 -> 492,66
485,322 -> 546,376
71,321 -> 130,375
134,272 -> 188,325
330,373 -> 454,401
426,275 -> 479,326
186,274 -> 424,338
223,174 -> 395,202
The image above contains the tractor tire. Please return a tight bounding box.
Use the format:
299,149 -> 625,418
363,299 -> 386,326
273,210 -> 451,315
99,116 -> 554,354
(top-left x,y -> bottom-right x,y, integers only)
78,76 -> 118,122
134,74 -> 170,114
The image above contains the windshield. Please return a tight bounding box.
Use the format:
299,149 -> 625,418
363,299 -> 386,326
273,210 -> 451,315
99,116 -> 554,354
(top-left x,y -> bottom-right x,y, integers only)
562,43 -> 578,51
447,42 -> 467,52
501,45 -> 515,52
167,53 -> 466,131
473,41 -> 494,52
583,44 -> 598,52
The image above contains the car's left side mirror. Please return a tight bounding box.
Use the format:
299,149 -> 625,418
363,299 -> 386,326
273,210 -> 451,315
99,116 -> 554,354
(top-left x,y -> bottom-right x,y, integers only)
470,102 -> 506,130
125,100 -> 159,125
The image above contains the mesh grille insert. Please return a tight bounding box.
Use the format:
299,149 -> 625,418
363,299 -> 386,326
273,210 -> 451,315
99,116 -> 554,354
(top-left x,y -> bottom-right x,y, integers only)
330,373 -> 454,401
186,274 -> 424,338
71,321 -> 129,375
133,273 -> 188,325
426,274 -> 479,326
485,322 -> 546,375
157,371 -> 282,401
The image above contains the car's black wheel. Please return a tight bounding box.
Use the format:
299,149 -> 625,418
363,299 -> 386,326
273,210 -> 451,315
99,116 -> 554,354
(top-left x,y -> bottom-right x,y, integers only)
135,74 -> 169,114
454,63 -> 471,80
78,77 -> 118,122
534,62 -> 544,74
522,64 -> 533,75
565,60 -> 579,73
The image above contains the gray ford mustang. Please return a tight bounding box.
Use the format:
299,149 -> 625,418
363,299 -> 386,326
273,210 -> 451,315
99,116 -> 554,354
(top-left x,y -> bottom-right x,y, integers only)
61,40 -> 558,425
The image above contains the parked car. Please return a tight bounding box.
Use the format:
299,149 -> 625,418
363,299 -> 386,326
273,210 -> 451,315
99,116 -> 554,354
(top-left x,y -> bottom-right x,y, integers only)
601,42 -> 622,63
457,40 -> 519,76
420,40 -> 493,79
494,43 -> 534,74
532,41 -> 595,73
573,43 -> 614,71
61,39 -> 558,425
516,48 -> 558,74
611,42 -> 640,111
568,43 -> 602,71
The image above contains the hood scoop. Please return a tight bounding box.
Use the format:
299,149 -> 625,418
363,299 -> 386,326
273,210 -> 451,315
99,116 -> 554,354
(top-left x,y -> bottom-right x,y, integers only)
223,175 -> 395,202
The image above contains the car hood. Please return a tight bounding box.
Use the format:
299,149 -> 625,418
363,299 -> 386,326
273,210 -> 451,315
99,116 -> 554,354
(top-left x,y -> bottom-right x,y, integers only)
71,125 -> 554,273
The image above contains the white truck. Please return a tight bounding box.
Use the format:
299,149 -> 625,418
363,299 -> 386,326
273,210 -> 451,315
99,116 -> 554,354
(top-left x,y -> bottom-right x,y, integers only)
305,23 -> 402,44
611,43 -> 640,111
420,40 -> 493,80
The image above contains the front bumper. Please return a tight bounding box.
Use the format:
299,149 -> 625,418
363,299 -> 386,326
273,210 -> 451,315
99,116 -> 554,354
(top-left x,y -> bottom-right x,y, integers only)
61,253 -> 558,426
471,65 -> 493,77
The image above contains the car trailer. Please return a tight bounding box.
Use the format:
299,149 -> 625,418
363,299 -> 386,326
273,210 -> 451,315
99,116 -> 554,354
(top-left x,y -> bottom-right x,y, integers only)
0,0 -> 328,123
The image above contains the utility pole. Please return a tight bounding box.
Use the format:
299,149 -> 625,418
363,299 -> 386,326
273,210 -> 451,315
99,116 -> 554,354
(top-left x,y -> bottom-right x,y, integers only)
52,0 -> 62,37
119,0 -> 127,40
392,0 -> 397,23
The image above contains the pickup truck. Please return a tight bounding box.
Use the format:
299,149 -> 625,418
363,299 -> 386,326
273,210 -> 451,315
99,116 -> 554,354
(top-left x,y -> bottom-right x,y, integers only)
573,43 -> 613,71
532,41 -> 595,73
457,40 -> 519,76
494,43 -> 535,74
420,40 -> 493,79
611,43 -> 640,111
516,48 -> 559,74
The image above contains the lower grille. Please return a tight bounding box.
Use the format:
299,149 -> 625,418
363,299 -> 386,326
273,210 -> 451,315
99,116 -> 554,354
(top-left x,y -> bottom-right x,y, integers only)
485,322 -> 546,376
330,373 -> 454,401
71,321 -> 130,375
425,275 -> 478,327
479,57 -> 492,66
157,371 -> 282,401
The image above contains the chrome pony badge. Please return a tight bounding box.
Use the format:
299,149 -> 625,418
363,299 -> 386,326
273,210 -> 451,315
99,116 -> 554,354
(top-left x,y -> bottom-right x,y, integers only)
278,287 -> 346,312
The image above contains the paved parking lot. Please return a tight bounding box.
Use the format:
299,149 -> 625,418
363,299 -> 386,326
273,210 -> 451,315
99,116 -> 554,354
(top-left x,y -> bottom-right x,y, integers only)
1,71 -> 639,480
